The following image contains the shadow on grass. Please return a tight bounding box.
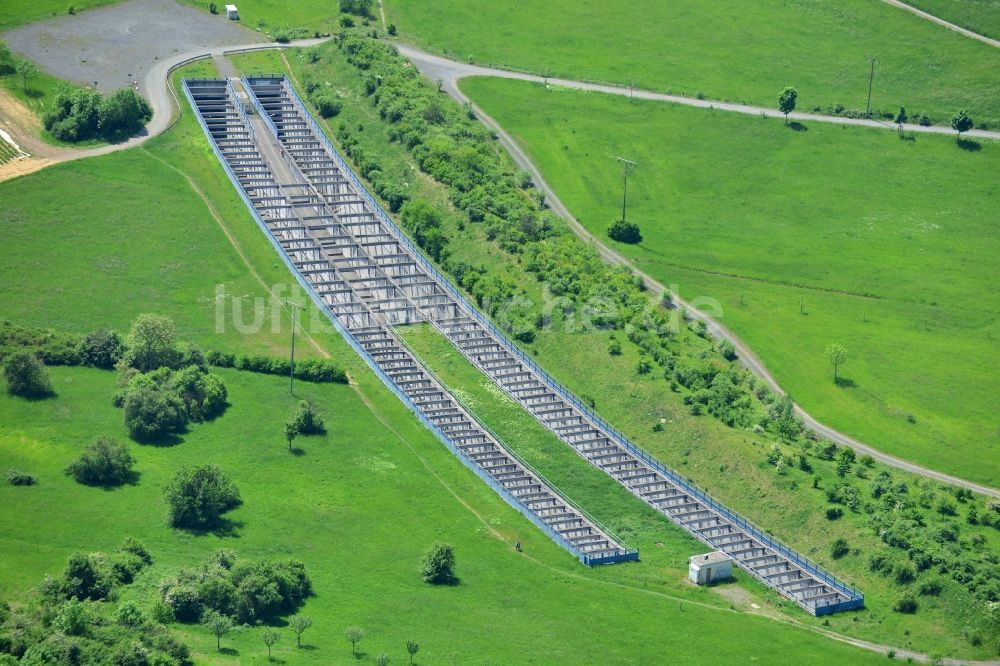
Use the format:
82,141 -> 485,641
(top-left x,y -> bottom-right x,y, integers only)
132,429 -> 186,447
177,517 -> 244,538
75,470 -> 142,491
10,389 -> 58,401
289,447 -> 306,456
898,132 -> 916,143
957,138 -> 982,152
24,88 -> 43,99
219,647 -> 239,656
788,121 -> 808,132
834,376 -> 856,389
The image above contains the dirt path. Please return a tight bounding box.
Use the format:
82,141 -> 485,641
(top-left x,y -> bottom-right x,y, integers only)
881,0 -> 1000,48
397,43 -> 1000,499
396,44 -> 1000,142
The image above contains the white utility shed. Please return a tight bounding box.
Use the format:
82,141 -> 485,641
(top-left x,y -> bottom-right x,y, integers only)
225,4 -> 239,20
689,552 -> 733,585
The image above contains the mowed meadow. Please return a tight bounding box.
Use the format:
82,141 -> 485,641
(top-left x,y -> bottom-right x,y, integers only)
386,0 -> 1000,127
459,76 -> 1000,486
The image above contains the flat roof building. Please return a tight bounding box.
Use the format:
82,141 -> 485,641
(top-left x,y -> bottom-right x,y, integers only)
689,552 -> 733,585
225,5 -> 239,20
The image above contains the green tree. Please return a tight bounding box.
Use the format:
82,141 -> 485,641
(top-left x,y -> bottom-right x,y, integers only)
950,109 -> 973,139
164,465 -> 241,529
79,328 -> 125,368
115,601 -> 145,628
66,435 -> 135,486
406,640 -> 419,664
289,615 -> 312,648
262,628 -> 279,661
607,218 -> 641,244
124,314 -> 179,372
3,351 -> 52,398
420,543 -> 456,584
122,385 -> 187,441
202,609 -> 233,651
345,626 -> 364,657
895,106 -> 907,135
830,538 -> 850,559
824,343 -> 848,382
97,87 -> 151,140
15,59 -> 38,92
54,598 -> 89,636
778,86 -> 797,124
339,0 -> 374,17
284,420 -> 298,452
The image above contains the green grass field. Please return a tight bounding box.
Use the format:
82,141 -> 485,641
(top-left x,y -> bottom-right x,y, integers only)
0,0 -> 121,31
386,0 -> 1000,127
177,0 -> 346,36
907,0 -> 1000,39
1,364 -> 895,665
460,76 -> 1000,488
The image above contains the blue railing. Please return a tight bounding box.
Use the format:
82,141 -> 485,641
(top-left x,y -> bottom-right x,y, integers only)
182,79 -> 626,568
258,75 -> 862,607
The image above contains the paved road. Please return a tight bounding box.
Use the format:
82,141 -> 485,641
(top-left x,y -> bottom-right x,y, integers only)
398,43 -> 1000,498
396,44 -> 1000,142
882,0 -> 1000,48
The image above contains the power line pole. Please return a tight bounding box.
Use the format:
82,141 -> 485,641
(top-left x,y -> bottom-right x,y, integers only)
614,157 -> 638,222
865,57 -> 878,119
286,300 -> 303,395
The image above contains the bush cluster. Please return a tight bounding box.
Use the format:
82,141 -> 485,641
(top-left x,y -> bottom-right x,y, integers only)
52,539 -> 153,602
118,365 -> 227,440
44,86 -> 151,142
65,436 -> 136,486
0,544 -> 189,665
164,465 -> 241,530
3,351 -> 52,398
207,350 -> 348,383
158,551 -> 311,624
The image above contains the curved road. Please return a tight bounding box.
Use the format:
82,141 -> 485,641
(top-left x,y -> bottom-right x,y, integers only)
0,37 -> 329,176
396,44 -> 1000,499
397,44 -> 1000,141
882,0 -> 1000,49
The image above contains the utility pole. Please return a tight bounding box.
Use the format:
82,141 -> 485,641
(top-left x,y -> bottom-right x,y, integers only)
286,300 -> 303,395
865,57 -> 878,119
614,157 -> 638,222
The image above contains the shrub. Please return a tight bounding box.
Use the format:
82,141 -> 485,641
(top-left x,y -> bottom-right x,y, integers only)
170,365 -> 228,421
115,601 -> 145,628
918,579 -> 943,596
894,564 -> 916,585
66,436 -> 135,486
159,552 -> 312,624
122,385 -> 187,441
718,339 -> 737,361
312,91 -> 343,118
893,594 -> 918,614
289,400 -> 326,435
420,543 -> 456,584
79,328 -> 125,368
164,465 -> 241,529
4,351 -> 53,398
339,0 -> 373,16
54,598 -> 89,636
825,507 -> 843,520
830,538 -> 850,559
387,23 -> 397,36
607,219 -> 642,244
6,469 -> 35,486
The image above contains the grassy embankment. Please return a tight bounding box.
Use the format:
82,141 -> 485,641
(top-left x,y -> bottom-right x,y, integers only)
459,76 -> 1000,488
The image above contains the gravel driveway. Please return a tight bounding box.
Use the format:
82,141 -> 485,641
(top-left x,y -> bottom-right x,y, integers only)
2,0 -> 264,94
